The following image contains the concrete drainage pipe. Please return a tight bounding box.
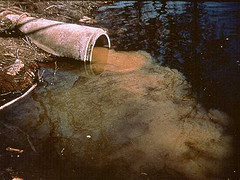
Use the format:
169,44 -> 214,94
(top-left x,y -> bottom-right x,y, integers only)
4,13 -> 111,61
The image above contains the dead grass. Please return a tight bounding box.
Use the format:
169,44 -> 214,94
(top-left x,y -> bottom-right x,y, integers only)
0,1 -> 112,94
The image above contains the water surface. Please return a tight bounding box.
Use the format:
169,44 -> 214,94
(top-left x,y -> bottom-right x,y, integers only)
1,1 -> 240,180
0,48 -> 233,180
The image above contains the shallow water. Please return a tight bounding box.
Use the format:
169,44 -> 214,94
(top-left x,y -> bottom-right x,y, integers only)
94,1 -> 240,178
0,1 -> 240,180
0,49 -> 233,179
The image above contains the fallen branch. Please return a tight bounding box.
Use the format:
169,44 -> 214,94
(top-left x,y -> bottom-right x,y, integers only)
0,83 -> 37,110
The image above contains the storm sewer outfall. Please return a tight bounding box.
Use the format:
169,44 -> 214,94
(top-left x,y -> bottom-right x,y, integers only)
0,12 -> 111,110
4,13 -> 111,61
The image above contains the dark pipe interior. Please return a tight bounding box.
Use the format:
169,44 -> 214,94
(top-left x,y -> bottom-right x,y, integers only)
95,35 -> 110,48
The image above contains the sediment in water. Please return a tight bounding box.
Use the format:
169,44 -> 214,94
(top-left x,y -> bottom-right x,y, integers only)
1,49 -> 233,179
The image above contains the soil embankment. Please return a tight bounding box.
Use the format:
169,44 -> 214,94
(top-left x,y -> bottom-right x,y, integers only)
0,1 -> 112,103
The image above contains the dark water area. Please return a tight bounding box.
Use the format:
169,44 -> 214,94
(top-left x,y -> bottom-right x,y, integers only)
95,1 -> 240,177
95,1 -> 240,114
0,1 -> 240,180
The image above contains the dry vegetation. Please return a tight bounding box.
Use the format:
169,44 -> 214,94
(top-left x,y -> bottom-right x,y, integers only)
0,1 -> 112,94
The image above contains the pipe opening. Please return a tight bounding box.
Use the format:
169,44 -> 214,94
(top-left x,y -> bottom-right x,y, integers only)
87,33 -> 110,62
90,34 -> 111,75
95,35 -> 110,48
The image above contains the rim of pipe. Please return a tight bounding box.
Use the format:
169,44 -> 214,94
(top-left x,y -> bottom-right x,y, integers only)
86,32 -> 111,62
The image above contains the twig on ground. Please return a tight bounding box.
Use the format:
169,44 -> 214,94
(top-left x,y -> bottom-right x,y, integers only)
45,5 -> 64,10
22,36 -> 37,54
16,48 -> 20,59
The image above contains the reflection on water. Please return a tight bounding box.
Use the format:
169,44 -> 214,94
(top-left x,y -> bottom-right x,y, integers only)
0,1 -> 240,180
94,2 -> 240,178
0,49 -> 233,179
95,1 -> 240,113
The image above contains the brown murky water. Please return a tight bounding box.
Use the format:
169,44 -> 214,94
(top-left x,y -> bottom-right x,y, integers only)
0,48 -> 233,179
92,47 -> 146,73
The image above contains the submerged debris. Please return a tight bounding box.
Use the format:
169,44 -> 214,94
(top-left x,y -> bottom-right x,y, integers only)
6,147 -> 23,153
12,177 -> 23,180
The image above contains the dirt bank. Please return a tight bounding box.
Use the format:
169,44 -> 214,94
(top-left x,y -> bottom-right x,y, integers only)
0,1 -> 112,97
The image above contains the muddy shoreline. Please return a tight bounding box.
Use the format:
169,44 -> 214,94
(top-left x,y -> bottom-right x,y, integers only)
0,1 -> 112,100
0,1 -> 239,180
